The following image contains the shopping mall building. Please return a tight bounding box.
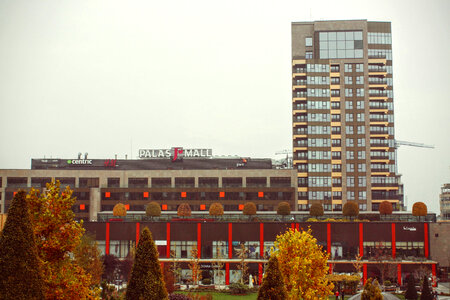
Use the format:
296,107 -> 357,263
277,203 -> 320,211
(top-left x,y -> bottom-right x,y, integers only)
0,149 -> 446,285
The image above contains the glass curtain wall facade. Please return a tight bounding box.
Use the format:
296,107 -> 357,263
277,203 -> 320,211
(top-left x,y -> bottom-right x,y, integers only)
292,20 -> 401,212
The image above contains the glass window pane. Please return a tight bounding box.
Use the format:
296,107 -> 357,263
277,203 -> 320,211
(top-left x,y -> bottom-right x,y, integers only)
319,32 -> 328,41
306,37 -> 313,47
354,31 -> 363,40
329,49 -> 337,59
354,40 -> 363,49
337,32 -> 345,40
329,41 -> 337,49
346,31 -> 354,40
346,41 -> 354,49
328,32 -> 337,41
346,50 -> 355,58
337,49 -> 345,58
355,49 -> 363,58
337,41 -> 345,49
321,41 -> 328,49
320,50 -> 328,59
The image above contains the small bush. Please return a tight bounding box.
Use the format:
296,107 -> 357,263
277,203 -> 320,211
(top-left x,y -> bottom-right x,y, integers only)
277,202 -> 291,215
209,203 -> 224,217
243,202 -> 256,215
343,202 -> 359,219
113,203 -> 127,216
306,217 -> 318,222
169,294 -> 192,300
228,282 -> 250,295
310,203 -> 324,217
146,201 -> 161,218
178,203 -> 192,217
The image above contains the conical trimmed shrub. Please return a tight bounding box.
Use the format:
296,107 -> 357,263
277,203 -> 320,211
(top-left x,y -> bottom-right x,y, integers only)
404,275 -> 418,300
0,190 -> 44,299
126,227 -> 168,299
421,275 -> 432,300
257,256 -> 287,300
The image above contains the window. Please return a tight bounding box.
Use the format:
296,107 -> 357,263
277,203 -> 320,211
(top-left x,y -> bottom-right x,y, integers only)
306,51 -> 313,59
356,76 -> 364,84
358,151 -> 366,159
357,138 -> 366,147
346,151 -> 355,159
356,88 -> 365,97
357,113 -> 365,122
346,113 -> 354,122
346,138 -> 354,147
345,101 -> 353,110
358,191 -> 367,200
358,164 -> 366,172
345,64 -> 353,72
347,164 -> 355,172
345,88 -> 353,97
357,126 -> 365,134
345,77 -> 353,85
358,176 -> 366,187
355,64 -> 363,72
347,191 -> 355,200
320,31 -> 363,59
331,77 -> 340,84
346,126 -> 354,134
347,176 -> 355,187
356,101 -> 364,109
305,37 -> 313,47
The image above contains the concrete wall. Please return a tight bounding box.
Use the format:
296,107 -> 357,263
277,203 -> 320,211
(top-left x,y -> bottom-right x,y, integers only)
430,221 -> 450,267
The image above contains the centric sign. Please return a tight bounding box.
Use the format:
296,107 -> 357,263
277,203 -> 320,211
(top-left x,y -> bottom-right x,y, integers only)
67,159 -> 93,165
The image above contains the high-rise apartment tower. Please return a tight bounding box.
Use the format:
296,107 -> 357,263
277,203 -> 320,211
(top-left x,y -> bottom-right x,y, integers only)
291,20 -> 401,212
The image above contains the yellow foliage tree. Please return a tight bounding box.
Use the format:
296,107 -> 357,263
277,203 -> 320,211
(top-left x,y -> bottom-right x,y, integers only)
27,181 -> 98,299
273,228 -> 334,299
113,203 -> 127,217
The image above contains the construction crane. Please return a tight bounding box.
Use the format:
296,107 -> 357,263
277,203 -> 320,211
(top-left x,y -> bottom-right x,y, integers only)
395,140 -> 435,149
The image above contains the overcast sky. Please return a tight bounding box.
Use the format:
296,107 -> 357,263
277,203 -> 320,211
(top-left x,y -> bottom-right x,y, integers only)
0,0 -> 449,214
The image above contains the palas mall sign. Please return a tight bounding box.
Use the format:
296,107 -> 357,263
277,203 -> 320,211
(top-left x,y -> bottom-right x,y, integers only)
139,147 -> 212,161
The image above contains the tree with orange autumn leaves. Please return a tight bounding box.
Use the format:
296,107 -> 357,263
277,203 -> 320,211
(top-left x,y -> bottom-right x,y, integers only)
273,228 -> 334,299
27,181 -> 99,299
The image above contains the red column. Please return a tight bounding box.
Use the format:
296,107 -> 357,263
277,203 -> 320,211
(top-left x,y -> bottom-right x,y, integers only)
424,223 -> 429,258
106,222 -> 110,255
225,263 -> 230,285
359,223 -> 364,257
197,223 -> 201,258
258,263 -> 263,284
166,222 -> 171,258
397,264 -> 402,286
259,223 -> 264,259
327,223 -> 331,254
363,264 -> 367,284
391,223 -> 396,259
136,222 -> 140,245
432,264 -> 437,287
228,223 -> 233,259
291,223 -> 295,229
296,223 -> 299,231
329,263 -> 333,274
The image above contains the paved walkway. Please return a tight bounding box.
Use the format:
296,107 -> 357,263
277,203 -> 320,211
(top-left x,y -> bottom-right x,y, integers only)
348,293 -> 406,300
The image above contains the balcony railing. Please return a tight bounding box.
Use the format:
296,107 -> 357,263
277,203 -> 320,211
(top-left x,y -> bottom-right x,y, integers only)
370,117 -> 389,122
370,130 -> 389,134
368,66 -> 387,72
293,92 -> 307,98
293,80 -> 307,85
294,117 -> 307,123
370,142 -> 389,147
294,104 -> 307,110
369,78 -> 387,84
370,155 -> 390,159
369,92 -> 388,97
368,54 -> 387,59
371,168 -> 390,173
369,103 -> 389,109
293,68 -> 307,73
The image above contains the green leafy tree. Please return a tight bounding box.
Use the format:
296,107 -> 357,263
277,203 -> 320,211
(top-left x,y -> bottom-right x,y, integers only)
361,278 -> 382,300
309,203 -> 324,218
74,233 -> 104,288
343,201 -> 359,220
277,202 -> 291,217
146,202 -> 161,219
273,228 -> 333,299
404,275 -> 418,300
421,276 -> 432,300
0,190 -> 45,299
257,256 -> 287,300
177,203 -> 192,217
27,182 -> 95,299
126,227 -> 168,300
